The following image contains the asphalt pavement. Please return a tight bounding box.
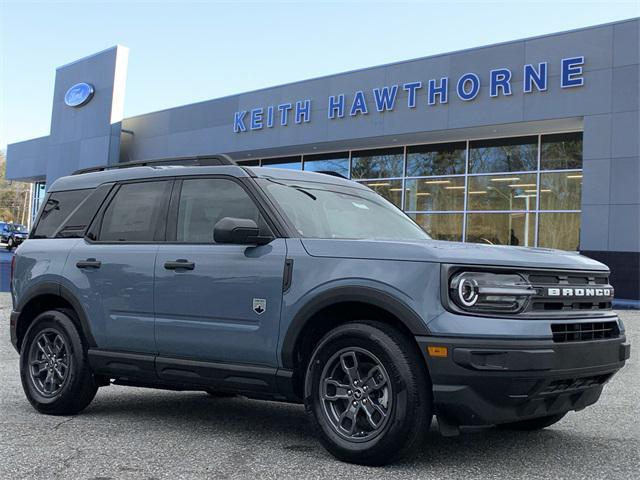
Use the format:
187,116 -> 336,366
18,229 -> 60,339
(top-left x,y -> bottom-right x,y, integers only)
0,293 -> 637,479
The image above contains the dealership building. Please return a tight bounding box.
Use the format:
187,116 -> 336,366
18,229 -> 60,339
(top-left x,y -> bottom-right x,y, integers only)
5,18 -> 639,301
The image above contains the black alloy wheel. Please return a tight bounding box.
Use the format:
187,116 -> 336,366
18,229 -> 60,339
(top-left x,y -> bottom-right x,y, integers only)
305,321 -> 432,466
28,329 -> 70,397
319,347 -> 392,441
20,310 -> 98,415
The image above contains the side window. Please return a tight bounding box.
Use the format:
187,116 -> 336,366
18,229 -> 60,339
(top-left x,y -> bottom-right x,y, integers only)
176,178 -> 267,243
32,189 -> 92,239
55,183 -> 113,238
99,181 -> 172,242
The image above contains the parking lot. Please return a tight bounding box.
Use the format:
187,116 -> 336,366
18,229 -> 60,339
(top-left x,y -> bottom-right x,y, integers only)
0,293 -> 637,479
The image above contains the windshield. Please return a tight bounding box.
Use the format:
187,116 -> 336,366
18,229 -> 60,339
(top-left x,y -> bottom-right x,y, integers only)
9,224 -> 27,233
259,179 -> 430,240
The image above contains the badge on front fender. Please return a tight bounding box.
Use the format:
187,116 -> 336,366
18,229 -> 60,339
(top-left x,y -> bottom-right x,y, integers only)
253,298 -> 266,315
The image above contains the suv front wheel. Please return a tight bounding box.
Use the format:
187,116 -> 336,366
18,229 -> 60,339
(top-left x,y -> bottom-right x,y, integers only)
305,321 -> 432,466
20,310 -> 98,415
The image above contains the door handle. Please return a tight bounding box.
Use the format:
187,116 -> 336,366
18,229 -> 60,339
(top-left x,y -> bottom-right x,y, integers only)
76,258 -> 101,269
164,259 -> 195,271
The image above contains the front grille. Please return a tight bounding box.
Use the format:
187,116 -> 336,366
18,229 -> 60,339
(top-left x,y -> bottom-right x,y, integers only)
539,373 -> 612,395
526,271 -> 613,314
551,321 -> 619,342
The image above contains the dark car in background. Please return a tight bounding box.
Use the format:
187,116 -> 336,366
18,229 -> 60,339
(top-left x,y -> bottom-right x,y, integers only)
2,223 -> 29,250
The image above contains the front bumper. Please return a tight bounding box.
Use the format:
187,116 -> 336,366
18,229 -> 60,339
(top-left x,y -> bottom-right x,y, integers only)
417,334 -> 630,427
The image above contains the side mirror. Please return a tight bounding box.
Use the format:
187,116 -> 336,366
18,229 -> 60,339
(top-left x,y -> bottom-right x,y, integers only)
213,217 -> 273,245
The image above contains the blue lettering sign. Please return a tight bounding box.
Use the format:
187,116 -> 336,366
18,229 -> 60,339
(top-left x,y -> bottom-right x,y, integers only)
428,77 -> 448,105
524,62 -> 547,93
278,103 -> 292,126
373,85 -> 398,112
350,90 -> 368,116
490,69 -> 512,97
403,81 -> 422,108
233,111 -> 247,132
250,108 -> 263,130
232,55 -> 585,133
456,73 -> 480,101
328,94 -> 345,119
295,100 -> 311,123
561,56 -> 584,88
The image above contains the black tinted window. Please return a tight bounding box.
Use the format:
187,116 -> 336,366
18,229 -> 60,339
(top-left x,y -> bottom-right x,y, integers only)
55,184 -> 112,238
176,179 -> 266,243
32,189 -> 92,239
99,181 -> 172,242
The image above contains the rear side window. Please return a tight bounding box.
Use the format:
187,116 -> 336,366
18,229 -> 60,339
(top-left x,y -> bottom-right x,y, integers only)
55,184 -> 113,238
32,189 -> 92,239
99,181 -> 172,242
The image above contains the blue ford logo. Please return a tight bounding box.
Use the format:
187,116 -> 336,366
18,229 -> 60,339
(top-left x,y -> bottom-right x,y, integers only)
64,82 -> 95,107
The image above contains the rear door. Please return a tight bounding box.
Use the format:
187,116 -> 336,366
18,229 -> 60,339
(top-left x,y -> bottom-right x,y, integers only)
63,179 -> 173,353
154,176 -> 286,367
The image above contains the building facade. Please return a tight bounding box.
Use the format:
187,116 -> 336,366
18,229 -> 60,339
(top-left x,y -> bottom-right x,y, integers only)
6,19 -> 639,301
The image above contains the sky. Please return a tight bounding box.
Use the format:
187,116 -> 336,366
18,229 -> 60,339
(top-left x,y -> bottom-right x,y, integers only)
0,0 -> 638,150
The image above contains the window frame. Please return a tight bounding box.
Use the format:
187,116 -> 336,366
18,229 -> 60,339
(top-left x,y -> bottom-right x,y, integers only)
86,178 -> 175,244
164,175 -> 278,245
30,188 -> 94,239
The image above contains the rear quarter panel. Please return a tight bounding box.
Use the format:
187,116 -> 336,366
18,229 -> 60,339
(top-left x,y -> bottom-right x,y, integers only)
12,239 -> 80,309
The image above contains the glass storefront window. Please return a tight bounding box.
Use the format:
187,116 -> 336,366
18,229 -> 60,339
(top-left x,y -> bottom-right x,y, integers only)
303,152 -> 350,178
406,142 -> 466,177
539,171 -> 582,210
262,156 -> 302,170
351,147 -> 404,179
466,212 -> 536,247
237,132 -> 583,251
358,179 -> 403,207
404,177 -> 465,211
469,136 -> 538,173
541,132 -> 583,170
467,173 -> 537,211
238,159 -> 260,166
410,213 -> 463,241
538,212 -> 580,251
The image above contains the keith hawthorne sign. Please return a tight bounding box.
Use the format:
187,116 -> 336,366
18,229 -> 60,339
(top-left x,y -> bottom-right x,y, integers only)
233,56 -> 585,133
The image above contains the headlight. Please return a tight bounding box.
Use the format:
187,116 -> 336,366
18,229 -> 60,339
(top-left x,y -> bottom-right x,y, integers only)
449,271 -> 535,314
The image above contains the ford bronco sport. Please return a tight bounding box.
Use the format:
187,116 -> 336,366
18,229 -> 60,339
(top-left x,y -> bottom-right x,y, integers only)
10,156 -> 630,465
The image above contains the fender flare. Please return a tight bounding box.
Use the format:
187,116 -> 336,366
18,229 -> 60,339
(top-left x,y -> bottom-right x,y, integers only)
15,282 -> 97,348
280,285 -> 429,369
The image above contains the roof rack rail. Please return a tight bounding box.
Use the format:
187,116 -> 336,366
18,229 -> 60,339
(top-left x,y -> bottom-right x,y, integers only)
72,154 -> 236,175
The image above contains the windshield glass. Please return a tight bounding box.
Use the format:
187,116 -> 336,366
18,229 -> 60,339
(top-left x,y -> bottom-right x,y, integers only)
259,179 -> 430,240
9,224 -> 27,232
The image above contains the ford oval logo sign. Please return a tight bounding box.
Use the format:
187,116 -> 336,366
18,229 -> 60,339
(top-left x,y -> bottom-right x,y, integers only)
64,82 -> 95,107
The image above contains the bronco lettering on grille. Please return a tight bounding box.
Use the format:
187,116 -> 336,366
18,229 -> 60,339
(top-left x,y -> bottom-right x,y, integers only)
547,287 -> 612,297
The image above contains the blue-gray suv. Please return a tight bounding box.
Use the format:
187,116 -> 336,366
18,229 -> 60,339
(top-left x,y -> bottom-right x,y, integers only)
9,157 -> 630,465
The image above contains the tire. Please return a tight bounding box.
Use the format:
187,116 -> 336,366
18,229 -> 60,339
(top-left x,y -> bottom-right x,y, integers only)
6,238 -> 13,250
497,412 -> 567,431
20,310 -> 98,415
304,321 -> 432,466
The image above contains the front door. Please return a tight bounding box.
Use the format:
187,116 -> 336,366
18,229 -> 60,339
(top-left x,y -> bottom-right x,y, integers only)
154,177 -> 286,367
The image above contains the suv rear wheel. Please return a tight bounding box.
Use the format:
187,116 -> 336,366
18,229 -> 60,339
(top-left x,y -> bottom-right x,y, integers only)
304,321 -> 432,466
20,310 -> 98,415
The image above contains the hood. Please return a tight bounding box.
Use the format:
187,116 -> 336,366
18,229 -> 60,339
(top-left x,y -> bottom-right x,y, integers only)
300,238 -> 608,271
